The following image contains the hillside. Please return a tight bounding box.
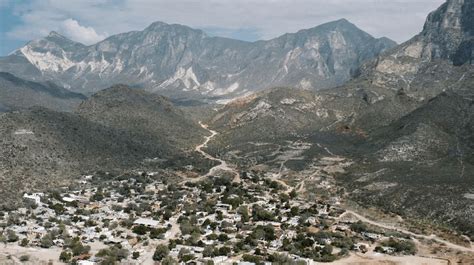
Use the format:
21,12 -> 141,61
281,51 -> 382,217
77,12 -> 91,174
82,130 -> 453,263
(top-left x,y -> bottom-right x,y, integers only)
0,72 -> 86,112
341,92 -> 474,238
0,86 -> 211,208
76,84 -> 206,149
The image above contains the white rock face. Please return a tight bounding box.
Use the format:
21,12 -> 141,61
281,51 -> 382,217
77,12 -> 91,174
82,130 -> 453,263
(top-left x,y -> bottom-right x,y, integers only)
159,67 -> 200,90
20,46 -> 74,73
280,98 -> 298,105
211,82 -> 240,96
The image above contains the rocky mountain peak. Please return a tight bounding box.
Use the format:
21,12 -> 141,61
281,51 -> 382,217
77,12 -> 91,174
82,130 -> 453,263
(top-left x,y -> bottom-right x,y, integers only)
144,21 -> 206,36
322,18 -> 357,30
46,31 -> 69,40
359,0 -> 473,94
422,0 -> 473,64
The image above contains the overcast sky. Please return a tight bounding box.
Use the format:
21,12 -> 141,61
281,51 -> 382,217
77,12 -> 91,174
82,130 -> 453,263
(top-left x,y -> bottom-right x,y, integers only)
0,0 -> 445,55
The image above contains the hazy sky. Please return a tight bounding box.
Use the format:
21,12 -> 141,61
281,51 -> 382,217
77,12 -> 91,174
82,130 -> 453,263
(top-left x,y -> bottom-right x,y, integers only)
0,0 -> 445,55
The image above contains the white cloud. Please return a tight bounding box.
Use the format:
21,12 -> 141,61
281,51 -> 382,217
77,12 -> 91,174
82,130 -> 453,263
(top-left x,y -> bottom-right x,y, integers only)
6,0 -> 446,45
60,19 -> 106,44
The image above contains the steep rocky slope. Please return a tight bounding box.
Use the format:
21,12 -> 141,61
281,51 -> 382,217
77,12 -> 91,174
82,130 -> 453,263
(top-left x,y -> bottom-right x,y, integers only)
359,0 -> 474,98
0,72 -> 86,112
341,92 -> 474,238
0,20 -> 395,102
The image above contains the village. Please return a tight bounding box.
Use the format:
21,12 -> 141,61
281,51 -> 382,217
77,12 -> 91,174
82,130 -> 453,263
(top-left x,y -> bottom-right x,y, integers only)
0,169 -> 418,265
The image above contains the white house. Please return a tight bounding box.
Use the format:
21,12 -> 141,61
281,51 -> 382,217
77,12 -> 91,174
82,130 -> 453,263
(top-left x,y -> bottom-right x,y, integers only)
23,193 -> 43,204
77,261 -> 96,265
133,218 -> 159,228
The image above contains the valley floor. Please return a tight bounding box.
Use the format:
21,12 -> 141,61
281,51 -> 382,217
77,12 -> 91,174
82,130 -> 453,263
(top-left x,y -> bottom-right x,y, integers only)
0,123 -> 473,265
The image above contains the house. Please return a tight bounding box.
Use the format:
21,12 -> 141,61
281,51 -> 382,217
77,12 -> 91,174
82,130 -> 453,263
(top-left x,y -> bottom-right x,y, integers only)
212,256 -> 228,264
381,246 -> 396,254
321,238 -> 332,245
29,226 -> 47,239
23,193 -> 43,205
62,197 -> 77,203
133,218 -> 160,228
216,203 -> 232,211
270,239 -> 283,249
334,224 -> 349,232
362,232 -> 382,241
288,217 -> 300,226
77,259 -> 95,265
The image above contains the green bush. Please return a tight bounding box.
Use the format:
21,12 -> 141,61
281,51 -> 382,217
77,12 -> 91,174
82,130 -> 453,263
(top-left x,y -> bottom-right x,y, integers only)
59,251 -> 72,262
153,244 -> 169,261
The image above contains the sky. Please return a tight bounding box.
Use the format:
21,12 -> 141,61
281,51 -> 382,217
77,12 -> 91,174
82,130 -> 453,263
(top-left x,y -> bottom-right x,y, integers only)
0,0 -> 445,56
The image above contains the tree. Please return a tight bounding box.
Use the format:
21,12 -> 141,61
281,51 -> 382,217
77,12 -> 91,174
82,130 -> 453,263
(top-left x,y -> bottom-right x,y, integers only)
203,246 -> 215,257
19,238 -> 29,247
132,251 -> 140,259
217,246 -> 231,256
0,235 -> 7,246
132,225 -> 149,235
65,237 -> 91,256
381,238 -> 417,255
153,244 -> 169,261
178,248 -> 191,261
242,254 -> 262,264
71,241 -> 91,256
59,251 -> 72,262
321,244 -> 333,256
290,206 -> 299,217
289,189 -> 298,199
162,256 -> 178,265
40,234 -> 53,248
237,206 -> 250,222
350,221 -> 368,233
218,233 -> 229,242
6,230 -> 19,242
50,203 -> 65,214
96,246 -> 129,262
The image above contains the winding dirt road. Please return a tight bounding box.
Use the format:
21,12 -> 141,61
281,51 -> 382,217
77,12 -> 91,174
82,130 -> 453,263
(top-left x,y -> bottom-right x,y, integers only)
194,122 -> 240,181
338,210 -> 474,253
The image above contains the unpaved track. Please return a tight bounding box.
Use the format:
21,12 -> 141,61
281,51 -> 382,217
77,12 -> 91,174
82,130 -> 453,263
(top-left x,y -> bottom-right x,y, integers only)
193,122 -> 240,181
338,210 -> 474,253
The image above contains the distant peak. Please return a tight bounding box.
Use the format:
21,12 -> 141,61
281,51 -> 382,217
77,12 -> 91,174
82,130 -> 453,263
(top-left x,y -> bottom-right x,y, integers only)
307,18 -> 358,32
44,31 -> 77,44
295,18 -> 362,37
145,21 -> 168,29
144,21 -> 205,35
331,18 -> 359,30
334,18 -> 350,24
47,31 -> 67,39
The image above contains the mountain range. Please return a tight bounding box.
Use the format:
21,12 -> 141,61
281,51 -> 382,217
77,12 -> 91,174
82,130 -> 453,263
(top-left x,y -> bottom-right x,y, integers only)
0,19 -> 395,103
